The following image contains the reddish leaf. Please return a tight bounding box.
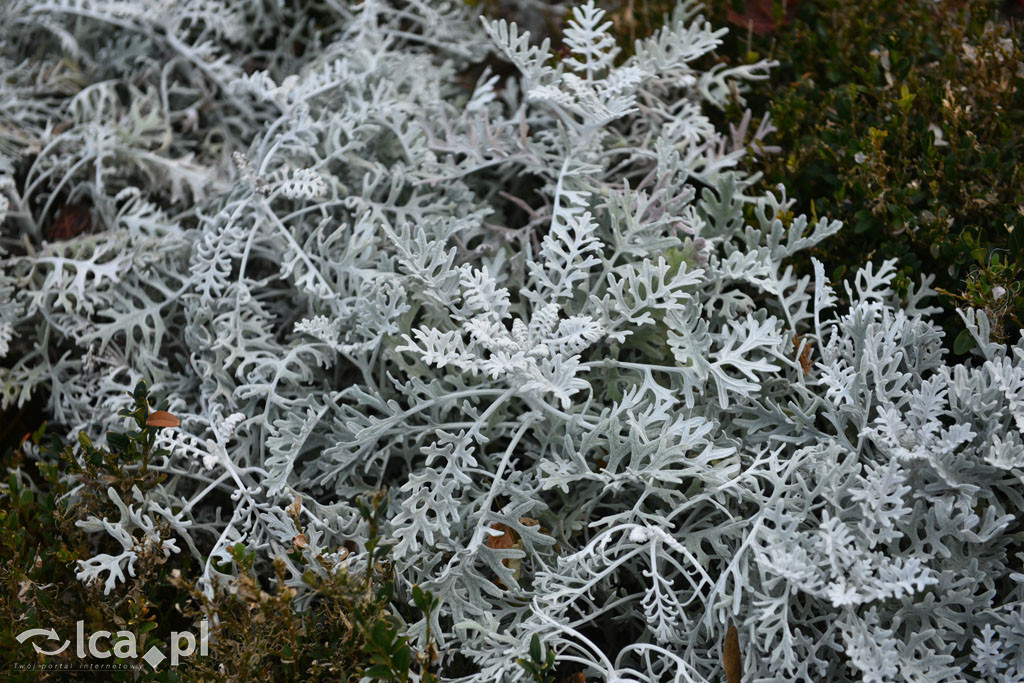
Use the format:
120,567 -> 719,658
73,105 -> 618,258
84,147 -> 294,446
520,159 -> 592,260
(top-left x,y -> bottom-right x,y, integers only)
486,523 -> 516,550
45,202 -> 92,241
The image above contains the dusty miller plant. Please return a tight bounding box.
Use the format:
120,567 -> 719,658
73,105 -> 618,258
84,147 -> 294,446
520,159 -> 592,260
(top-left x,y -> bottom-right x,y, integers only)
1,0 -> 1022,681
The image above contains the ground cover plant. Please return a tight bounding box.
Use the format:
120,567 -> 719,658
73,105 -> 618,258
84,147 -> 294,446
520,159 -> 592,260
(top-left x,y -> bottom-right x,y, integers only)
1,0 -> 1023,681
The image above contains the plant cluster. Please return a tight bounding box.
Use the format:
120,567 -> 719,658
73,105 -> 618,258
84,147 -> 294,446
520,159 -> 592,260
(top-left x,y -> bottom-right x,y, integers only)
0,0 -> 1023,681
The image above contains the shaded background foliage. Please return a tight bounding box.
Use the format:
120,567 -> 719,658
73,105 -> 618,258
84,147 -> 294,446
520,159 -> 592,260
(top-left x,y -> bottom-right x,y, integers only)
598,0 -> 1024,345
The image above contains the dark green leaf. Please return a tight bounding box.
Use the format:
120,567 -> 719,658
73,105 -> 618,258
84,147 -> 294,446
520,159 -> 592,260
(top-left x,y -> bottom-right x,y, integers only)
392,644 -> 411,673
412,584 -> 427,612
106,432 -> 131,451
954,329 -> 975,355
364,665 -> 396,679
371,621 -> 389,648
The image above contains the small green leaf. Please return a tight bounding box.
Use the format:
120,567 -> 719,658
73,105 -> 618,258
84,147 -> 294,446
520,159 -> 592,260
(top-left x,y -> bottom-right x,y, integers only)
364,664 -> 396,679
392,644 -> 411,673
412,584 -> 427,612
371,621 -> 389,647
530,633 -> 543,664
134,380 -> 147,403
954,329 -> 975,355
854,219 -> 872,234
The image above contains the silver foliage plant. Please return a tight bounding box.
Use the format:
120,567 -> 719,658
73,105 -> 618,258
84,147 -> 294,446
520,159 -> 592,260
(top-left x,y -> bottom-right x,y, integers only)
1,0 -> 1023,680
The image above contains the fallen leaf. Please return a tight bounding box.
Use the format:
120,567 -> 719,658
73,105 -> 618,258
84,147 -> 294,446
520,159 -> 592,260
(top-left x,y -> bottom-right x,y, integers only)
289,495 -> 303,520
486,523 -> 517,551
45,202 -> 92,241
723,625 -> 741,683
146,410 -> 181,428
793,334 -> 813,375
486,523 -> 524,587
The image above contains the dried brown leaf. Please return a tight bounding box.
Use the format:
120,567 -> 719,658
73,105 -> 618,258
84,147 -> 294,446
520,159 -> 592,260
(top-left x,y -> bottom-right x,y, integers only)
45,202 -> 92,241
485,523 -> 517,550
723,625 -> 741,683
793,334 -> 813,375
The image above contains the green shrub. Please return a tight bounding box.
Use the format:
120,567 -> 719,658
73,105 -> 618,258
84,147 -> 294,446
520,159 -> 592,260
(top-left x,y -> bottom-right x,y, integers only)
598,0 -> 1024,344
708,0 -> 1024,344
0,382 -> 437,681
